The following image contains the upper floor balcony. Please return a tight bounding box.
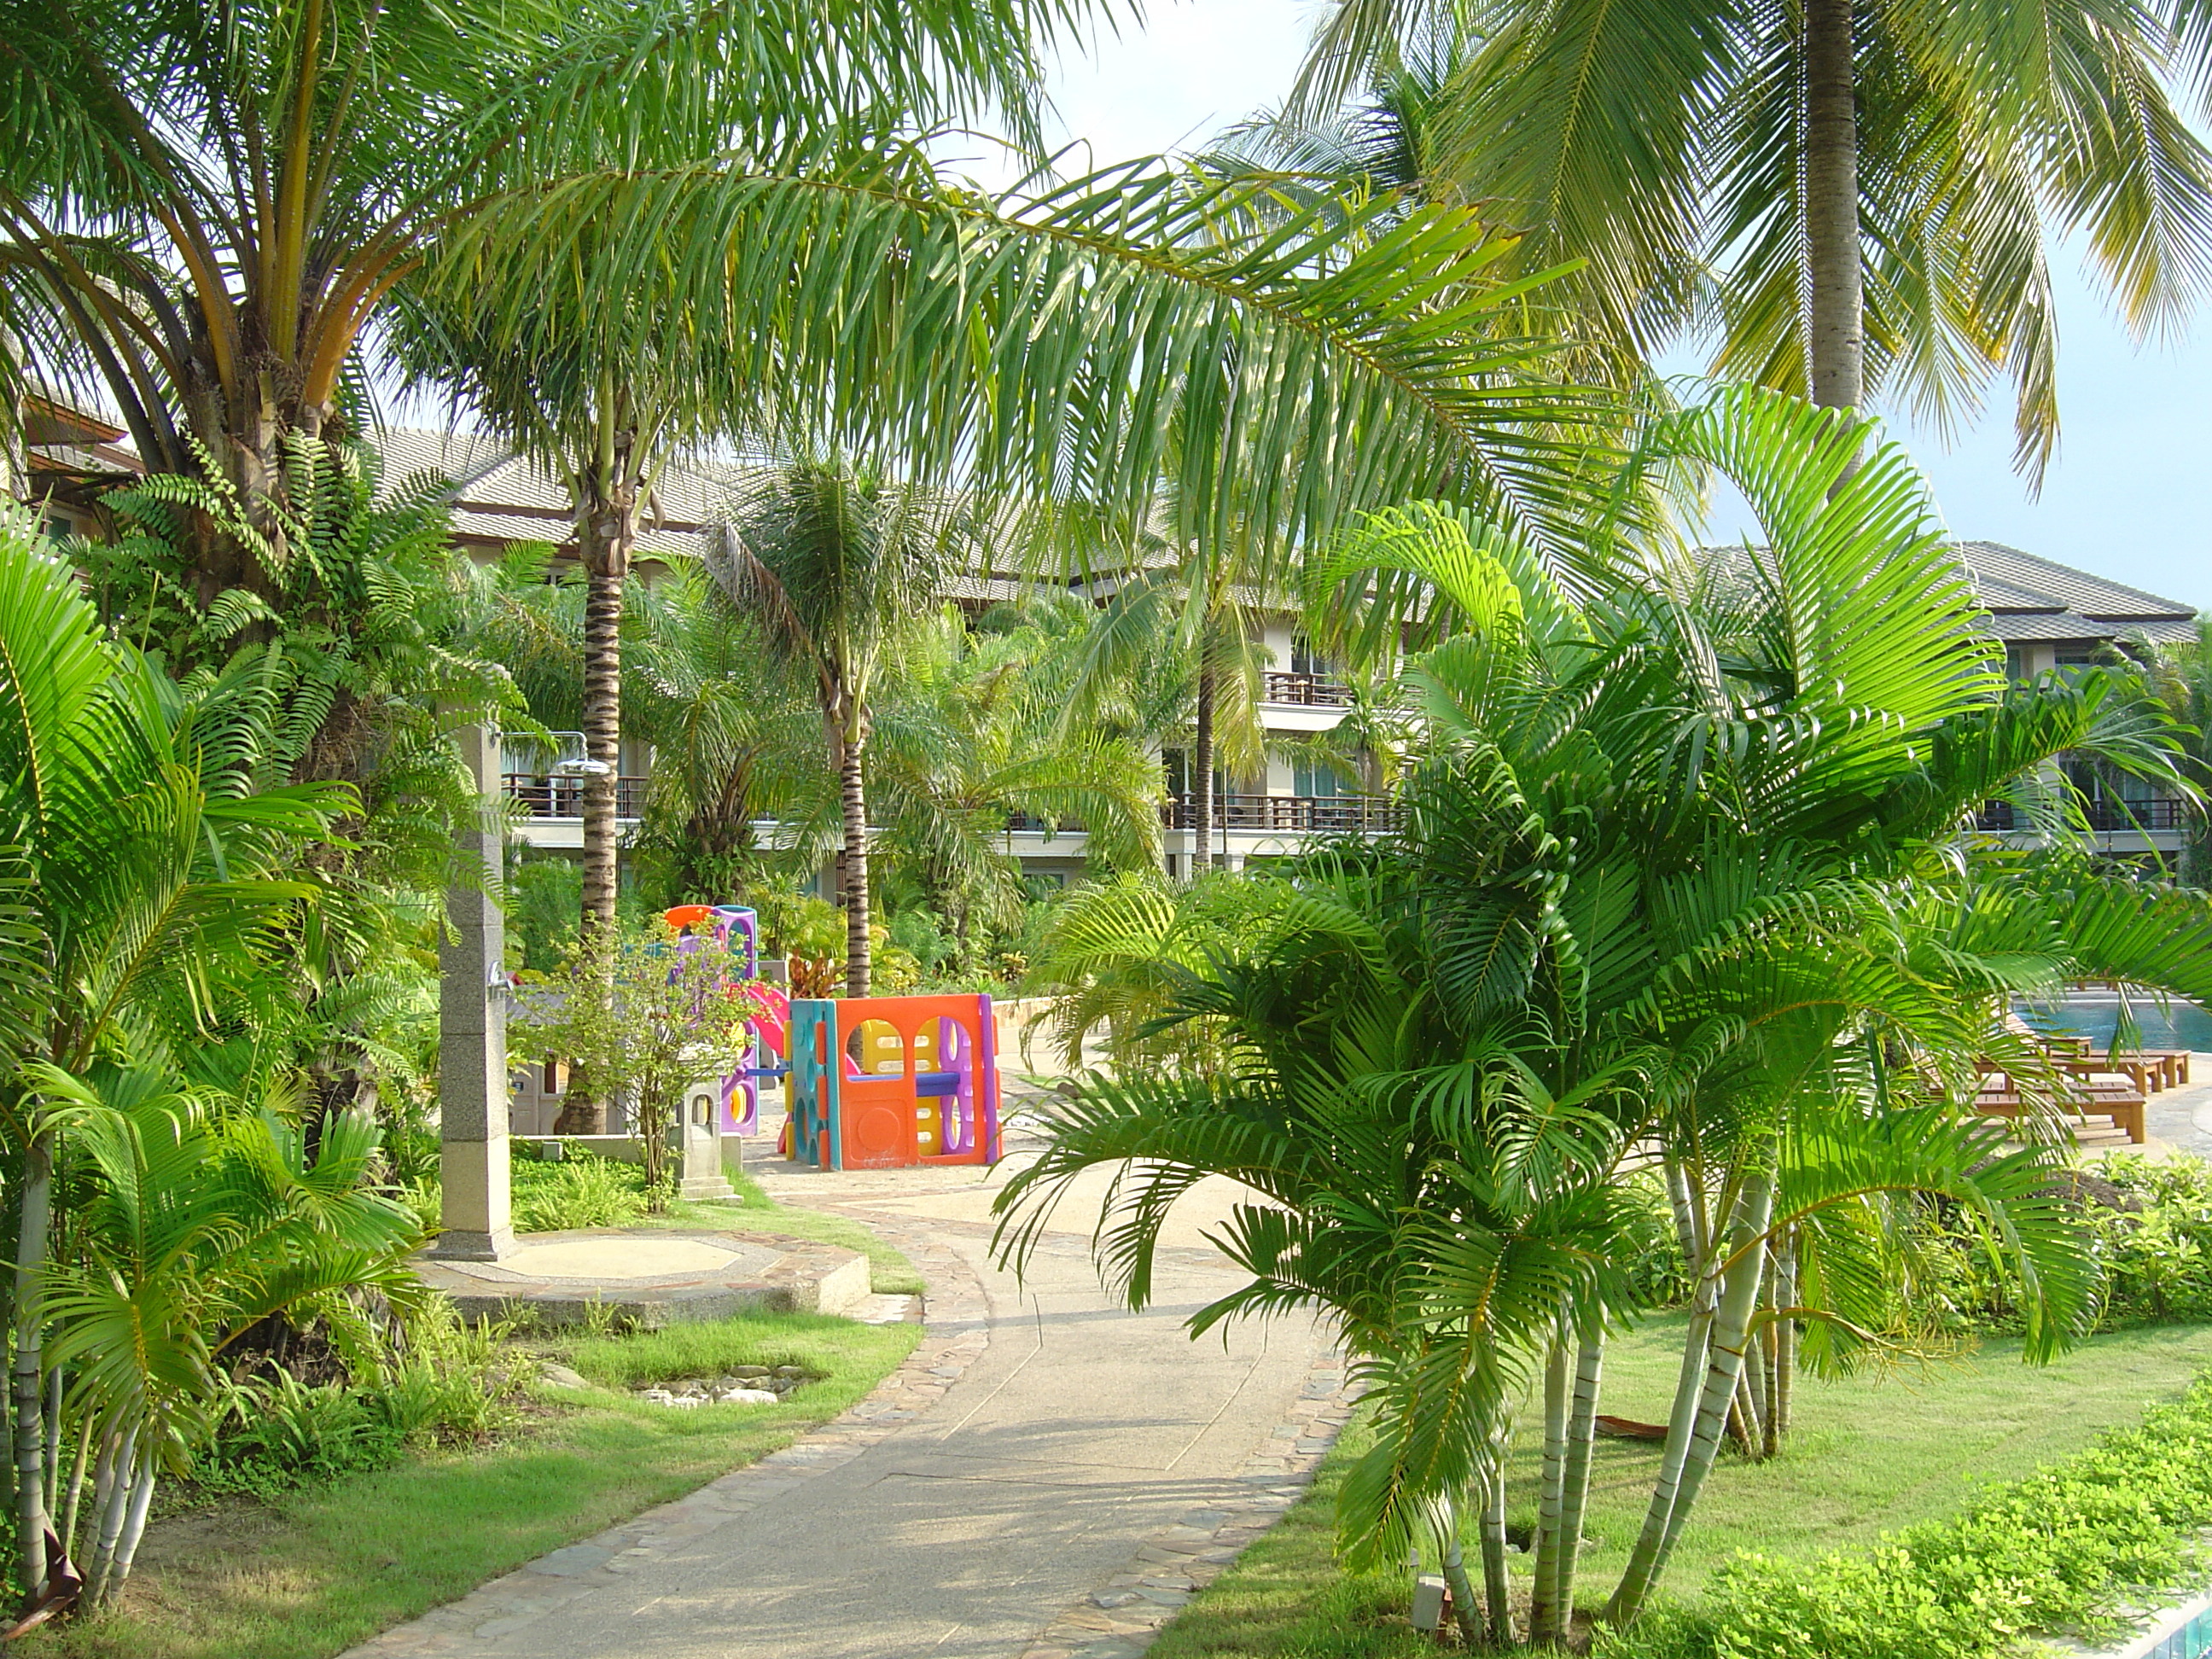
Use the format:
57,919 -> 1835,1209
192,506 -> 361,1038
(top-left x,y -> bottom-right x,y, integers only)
504,772 -> 649,821
1975,796 -> 2190,835
1163,791 -> 1401,835
1262,671 -> 1354,708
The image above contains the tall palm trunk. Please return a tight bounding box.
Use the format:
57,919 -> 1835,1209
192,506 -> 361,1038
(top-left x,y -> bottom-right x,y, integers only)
1478,1453 -> 1516,1645
841,711 -> 871,997
1804,0 -> 1863,412
1530,1336 -> 1571,1641
12,1129 -> 51,1598
1437,1499 -> 1482,1647
1554,1333 -> 1606,1629
556,465 -> 637,1138
1608,1161 -> 1777,1624
1190,664 -> 1215,876
579,509 -> 633,946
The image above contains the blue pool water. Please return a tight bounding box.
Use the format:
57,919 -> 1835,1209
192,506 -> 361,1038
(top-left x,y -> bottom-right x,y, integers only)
2145,1602 -> 2212,1659
2026,992 -> 2212,1052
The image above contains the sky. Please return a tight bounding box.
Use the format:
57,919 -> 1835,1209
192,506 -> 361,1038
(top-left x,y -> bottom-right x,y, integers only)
1023,0 -> 2212,611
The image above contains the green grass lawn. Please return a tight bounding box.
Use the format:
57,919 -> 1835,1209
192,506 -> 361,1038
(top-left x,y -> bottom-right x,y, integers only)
1151,1317 -> 2212,1657
26,1311 -> 920,1659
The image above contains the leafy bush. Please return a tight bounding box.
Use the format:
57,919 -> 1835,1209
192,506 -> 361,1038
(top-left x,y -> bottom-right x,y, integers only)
511,1150 -> 651,1232
1615,1373 -> 2212,1659
1906,1155 -> 2212,1335
194,1301 -> 527,1499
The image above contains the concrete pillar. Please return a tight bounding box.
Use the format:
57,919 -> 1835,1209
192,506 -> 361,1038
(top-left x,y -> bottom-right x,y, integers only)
429,723 -> 514,1261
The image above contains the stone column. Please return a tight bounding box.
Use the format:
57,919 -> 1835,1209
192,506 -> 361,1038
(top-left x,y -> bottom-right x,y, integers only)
428,723 -> 514,1260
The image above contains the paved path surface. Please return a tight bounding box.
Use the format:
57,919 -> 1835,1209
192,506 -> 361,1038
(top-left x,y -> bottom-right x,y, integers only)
345,1150 -> 1350,1659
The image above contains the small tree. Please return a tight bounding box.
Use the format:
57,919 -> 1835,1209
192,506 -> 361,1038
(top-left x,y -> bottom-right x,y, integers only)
512,923 -> 755,1208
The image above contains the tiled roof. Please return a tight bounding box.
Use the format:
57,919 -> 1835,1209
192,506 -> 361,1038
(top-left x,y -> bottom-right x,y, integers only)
1958,540 -> 2194,626
1693,539 -> 2197,649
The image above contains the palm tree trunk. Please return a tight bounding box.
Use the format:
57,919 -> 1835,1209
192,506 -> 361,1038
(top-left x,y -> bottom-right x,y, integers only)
1804,0 -> 1863,412
579,515 -> 631,946
1438,1504 -> 1482,1647
1610,1165 -> 1777,1623
1659,1179 -> 1776,1563
1190,664 -> 1216,876
1554,1333 -> 1605,1631
841,719 -> 871,997
13,1129 -> 51,1599
1479,1455 -> 1516,1646
1529,1336 -> 1571,1641
1773,1229 -> 1796,1447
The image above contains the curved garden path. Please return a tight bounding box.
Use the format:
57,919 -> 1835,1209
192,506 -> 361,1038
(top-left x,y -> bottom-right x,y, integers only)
343,1150 -> 1353,1659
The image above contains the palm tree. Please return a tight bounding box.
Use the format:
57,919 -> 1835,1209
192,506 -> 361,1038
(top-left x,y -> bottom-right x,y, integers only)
866,602 -> 1164,960
625,565 -> 824,906
1009,386 -> 2212,1636
0,508 -> 349,1600
716,461 -> 973,995
1296,0 -> 2212,469
38,1076 -> 421,1608
391,310 -> 731,946
0,0 -> 1068,591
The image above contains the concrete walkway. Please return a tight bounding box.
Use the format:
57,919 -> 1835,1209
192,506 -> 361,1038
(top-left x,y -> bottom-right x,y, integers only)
345,1152 -> 1348,1659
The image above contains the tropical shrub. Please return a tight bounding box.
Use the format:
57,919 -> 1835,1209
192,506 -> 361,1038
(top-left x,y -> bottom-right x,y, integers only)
1621,1373 -> 2212,1659
510,1153 -> 651,1233
193,1302 -> 527,1499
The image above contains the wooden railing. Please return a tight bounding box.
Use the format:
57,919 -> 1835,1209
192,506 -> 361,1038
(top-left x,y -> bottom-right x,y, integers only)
503,772 -> 649,820
1163,792 -> 1400,834
1976,797 -> 2188,834
1262,671 -> 1354,707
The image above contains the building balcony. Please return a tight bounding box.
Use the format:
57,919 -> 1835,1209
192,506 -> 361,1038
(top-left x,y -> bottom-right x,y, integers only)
1262,671 -> 1354,707
1976,797 -> 2189,835
1163,792 -> 1401,835
504,772 -> 648,821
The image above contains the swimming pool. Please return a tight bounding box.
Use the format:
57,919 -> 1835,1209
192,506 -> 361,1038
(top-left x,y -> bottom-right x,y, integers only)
2144,1602 -> 2212,1659
2025,992 -> 2212,1053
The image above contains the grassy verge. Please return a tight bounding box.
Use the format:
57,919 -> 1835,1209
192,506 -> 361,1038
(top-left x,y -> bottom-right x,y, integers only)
26,1311 -> 920,1659
1150,1318 -> 2212,1657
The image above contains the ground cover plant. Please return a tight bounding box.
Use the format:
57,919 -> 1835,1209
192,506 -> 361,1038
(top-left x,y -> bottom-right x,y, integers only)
1146,1318 -> 2212,1657
15,1310 -> 918,1659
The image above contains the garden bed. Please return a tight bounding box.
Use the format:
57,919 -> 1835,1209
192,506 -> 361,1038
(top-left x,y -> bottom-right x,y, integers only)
1145,1318 -> 2212,1657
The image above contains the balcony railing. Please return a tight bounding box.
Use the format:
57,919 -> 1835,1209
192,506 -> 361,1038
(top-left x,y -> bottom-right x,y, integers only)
504,772 -> 649,820
1262,671 -> 1354,707
1976,797 -> 2188,834
1163,792 -> 1400,834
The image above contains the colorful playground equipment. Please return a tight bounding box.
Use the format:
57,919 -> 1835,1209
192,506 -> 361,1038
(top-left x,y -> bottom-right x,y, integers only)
662,904 -> 783,1136
788,993 -> 1001,1170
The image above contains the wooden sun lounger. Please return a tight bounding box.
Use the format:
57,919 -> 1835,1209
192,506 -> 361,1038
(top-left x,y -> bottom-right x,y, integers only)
1972,1082 -> 2146,1145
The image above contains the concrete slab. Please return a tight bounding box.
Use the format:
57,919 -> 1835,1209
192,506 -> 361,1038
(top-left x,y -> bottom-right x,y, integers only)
498,1237 -> 754,1280
410,1227 -> 871,1328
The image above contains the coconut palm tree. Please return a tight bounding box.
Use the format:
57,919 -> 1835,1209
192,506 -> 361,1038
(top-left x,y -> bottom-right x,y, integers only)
1296,0 -> 2212,469
713,460 -> 974,995
0,0 -> 1068,585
